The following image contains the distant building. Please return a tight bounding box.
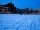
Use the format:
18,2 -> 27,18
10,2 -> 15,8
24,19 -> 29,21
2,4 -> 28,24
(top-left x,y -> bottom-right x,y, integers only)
26,8 -> 28,10
33,10 -> 39,14
28,9 -> 33,14
5,2 -> 16,13
29,9 -> 33,11
0,2 -> 16,14
0,5 -> 10,14
16,9 -> 29,14
37,9 -> 40,13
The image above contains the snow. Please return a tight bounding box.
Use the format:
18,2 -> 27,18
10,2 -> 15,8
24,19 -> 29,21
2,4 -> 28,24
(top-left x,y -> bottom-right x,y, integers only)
0,14 -> 40,30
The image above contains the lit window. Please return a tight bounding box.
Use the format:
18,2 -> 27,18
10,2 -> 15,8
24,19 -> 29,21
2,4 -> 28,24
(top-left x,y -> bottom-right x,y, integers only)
13,11 -> 14,12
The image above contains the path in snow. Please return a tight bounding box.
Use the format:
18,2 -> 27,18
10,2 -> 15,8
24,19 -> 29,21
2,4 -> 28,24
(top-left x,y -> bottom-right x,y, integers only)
0,14 -> 40,30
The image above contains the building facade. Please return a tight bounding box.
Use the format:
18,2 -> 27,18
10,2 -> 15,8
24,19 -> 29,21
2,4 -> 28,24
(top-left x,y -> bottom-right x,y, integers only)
0,5 -> 10,14
5,2 -> 16,13
0,2 -> 16,14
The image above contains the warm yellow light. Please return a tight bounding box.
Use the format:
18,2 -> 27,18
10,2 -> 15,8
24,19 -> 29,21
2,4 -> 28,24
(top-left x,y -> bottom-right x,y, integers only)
13,11 -> 14,12
3,10 -> 4,11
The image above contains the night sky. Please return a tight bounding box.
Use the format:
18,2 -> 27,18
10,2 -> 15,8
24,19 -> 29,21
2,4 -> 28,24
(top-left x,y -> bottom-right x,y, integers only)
0,0 -> 40,10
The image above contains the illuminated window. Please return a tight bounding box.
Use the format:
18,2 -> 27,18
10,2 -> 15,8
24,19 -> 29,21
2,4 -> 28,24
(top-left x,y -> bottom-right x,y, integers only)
3,10 -> 4,11
13,11 -> 14,12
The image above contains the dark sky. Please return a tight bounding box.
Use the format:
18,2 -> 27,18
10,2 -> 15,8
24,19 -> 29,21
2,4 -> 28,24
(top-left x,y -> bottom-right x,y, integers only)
0,0 -> 40,10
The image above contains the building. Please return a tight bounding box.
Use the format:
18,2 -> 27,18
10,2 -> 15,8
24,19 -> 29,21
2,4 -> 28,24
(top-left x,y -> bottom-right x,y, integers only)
5,2 -> 16,13
0,5 -> 10,14
29,9 -> 33,14
0,2 -> 16,14
37,9 -> 40,13
26,8 -> 28,10
16,9 -> 29,14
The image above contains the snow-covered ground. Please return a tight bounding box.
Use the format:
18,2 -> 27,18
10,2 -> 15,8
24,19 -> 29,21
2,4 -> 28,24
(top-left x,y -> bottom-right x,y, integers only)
0,14 -> 40,30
